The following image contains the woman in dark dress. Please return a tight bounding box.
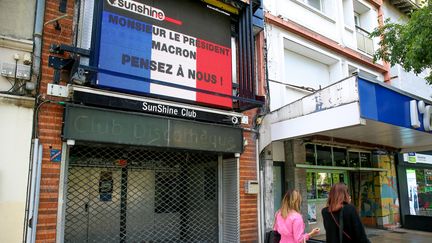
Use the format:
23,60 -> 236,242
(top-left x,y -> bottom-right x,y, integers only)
321,183 -> 370,243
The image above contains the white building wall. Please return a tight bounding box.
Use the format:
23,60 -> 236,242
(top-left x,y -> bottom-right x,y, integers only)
265,0 -> 379,53
341,0 -> 356,49
0,0 -> 35,92
284,49 -> 331,90
266,0 -> 339,42
0,96 -> 34,243
0,1 -> 36,242
265,0 -> 384,111
266,25 -> 382,111
0,0 -> 36,40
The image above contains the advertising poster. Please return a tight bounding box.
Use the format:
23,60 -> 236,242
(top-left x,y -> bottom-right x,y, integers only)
308,203 -> 317,224
406,169 -> 419,215
97,0 -> 233,108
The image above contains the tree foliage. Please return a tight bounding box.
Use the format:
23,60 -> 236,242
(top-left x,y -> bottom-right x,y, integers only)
370,2 -> 432,83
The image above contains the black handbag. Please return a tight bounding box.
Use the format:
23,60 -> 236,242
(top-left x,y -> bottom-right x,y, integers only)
264,230 -> 281,243
265,212 -> 281,243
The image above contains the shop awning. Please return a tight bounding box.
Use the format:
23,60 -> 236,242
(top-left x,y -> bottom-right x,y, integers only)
260,76 -> 432,153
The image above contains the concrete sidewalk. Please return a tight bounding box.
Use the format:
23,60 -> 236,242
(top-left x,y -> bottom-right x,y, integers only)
367,228 -> 432,243
311,228 -> 432,243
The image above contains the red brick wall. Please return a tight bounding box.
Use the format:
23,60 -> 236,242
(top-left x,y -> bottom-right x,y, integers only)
36,0 -> 75,242
240,109 -> 259,242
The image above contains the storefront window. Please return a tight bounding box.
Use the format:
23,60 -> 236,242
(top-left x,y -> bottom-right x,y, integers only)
334,147 -> 348,167
307,172 -> 317,199
349,152 -> 360,167
305,144 -> 374,168
307,171 -> 347,200
407,168 -> 432,216
306,144 -> 316,165
332,173 -> 345,184
316,145 -> 332,166
317,172 -> 331,198
360,152 -> 372,167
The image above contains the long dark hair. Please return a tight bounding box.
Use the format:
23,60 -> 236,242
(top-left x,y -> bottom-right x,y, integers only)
327,183 -> 350,212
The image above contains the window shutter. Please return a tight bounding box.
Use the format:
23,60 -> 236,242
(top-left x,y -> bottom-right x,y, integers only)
221,158 -> 240,243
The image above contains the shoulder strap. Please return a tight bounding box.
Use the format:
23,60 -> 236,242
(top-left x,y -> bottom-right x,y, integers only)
339,206 -> 344,243
329,206 -> 352,242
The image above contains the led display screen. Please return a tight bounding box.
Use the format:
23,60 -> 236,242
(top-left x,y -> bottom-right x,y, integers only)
97,0 -> 233,108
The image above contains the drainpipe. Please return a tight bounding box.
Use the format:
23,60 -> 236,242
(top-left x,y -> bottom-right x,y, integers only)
256,138 -> 263,242
32,0 -> 45,92
25,139 -> 39,243
30,143 -> 43,243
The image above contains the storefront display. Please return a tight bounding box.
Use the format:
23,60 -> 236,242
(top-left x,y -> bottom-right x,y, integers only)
406,168 -> 432,216
398,152 -> 432,231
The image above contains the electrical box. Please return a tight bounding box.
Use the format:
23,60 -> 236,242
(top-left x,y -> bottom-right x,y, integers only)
16,64 -> 31,80
245,180 -> 259,194
1,62 -> 31,80
1,62 -> 15,77
47,83 -> 69,97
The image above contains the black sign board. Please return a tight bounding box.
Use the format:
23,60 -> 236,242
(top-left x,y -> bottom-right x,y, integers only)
73,90 -> 241,125
63,104 -> 243,153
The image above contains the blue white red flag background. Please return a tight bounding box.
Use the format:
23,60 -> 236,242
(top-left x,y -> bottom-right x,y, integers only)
97,0 -> 233,108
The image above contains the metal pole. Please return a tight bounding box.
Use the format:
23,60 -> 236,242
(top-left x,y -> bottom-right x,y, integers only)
25,139 -> 39,243
256,139 -> 263,243
119,166 -> 128,243
30,143 -> 43,243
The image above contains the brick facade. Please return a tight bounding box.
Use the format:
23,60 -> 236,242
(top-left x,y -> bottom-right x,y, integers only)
240,109 -> 260,242
36,0 -> 75,241
36,1 -> 261,242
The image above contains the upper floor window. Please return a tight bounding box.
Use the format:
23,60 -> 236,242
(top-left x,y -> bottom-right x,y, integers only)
354,12 -> 360,27
352,0 -> 375,55
304,0 -> 323,11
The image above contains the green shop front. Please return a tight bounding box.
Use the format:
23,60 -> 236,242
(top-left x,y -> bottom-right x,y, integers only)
260,76 -> 432,234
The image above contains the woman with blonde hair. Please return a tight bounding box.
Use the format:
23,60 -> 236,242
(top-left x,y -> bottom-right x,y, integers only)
321,183 -> 370,243
274,189 -> 320,243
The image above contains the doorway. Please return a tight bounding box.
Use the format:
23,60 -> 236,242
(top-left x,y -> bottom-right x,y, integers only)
273,162 -> 285,213
349,171 -> 378,227
306,170 -> 349,231
64,145 -> 219,242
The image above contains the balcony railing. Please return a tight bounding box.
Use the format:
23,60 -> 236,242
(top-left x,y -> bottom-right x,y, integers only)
355,26 -> 374,56
390,0 -> 421,15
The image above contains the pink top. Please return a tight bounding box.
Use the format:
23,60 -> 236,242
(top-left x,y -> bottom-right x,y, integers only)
273,211 -> 310,243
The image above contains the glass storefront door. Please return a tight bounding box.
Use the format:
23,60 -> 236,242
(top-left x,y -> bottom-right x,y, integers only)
306,170 -> 348,232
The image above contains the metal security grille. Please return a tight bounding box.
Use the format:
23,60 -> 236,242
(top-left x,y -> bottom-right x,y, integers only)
64,145 -> 218,243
